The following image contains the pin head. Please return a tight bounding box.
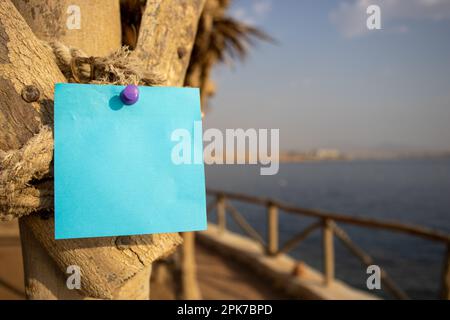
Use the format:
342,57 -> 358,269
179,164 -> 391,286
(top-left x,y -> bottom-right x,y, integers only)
120,85 -> 139,105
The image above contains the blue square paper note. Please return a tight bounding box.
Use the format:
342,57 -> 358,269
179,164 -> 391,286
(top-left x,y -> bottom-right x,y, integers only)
54,83 -> 206,239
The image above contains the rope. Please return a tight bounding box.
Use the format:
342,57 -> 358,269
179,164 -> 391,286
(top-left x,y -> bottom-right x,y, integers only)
0,127 -> 53,221
0,42 -> 162,221
46,41 -> 162,85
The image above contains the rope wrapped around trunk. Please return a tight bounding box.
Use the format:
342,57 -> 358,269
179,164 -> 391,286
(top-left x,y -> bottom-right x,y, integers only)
0,42 -> 162,221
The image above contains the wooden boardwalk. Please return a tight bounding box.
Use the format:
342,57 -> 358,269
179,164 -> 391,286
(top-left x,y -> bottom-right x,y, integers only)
196,243 -> 290,299
0,221 -> 24,300
0,221 -> 288,300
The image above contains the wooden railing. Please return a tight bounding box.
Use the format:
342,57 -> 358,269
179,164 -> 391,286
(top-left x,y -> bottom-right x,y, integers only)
206,189 -> 450,300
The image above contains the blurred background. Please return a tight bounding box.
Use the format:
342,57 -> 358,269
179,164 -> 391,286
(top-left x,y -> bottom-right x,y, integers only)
1,0 -> 450,300
202,0 -> 450,300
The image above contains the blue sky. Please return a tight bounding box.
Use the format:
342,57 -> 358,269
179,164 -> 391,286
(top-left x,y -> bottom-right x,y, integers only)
204,0 -> 450,153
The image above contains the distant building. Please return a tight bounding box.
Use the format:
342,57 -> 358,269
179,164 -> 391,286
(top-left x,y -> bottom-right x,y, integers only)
279,148 -> 344,162
313,148 -> 342,160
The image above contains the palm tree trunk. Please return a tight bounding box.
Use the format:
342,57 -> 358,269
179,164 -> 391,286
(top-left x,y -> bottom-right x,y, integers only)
1,0 -> 205,299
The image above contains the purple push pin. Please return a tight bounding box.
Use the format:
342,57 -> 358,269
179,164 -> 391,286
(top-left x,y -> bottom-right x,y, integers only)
120,85 -> 139,105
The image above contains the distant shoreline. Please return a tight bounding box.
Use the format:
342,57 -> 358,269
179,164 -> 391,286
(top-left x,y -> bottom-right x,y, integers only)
279,153 -> 450,163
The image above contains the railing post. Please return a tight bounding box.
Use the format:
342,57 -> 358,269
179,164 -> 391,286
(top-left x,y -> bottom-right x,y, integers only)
322,218 -> 335,286
441,243 -> 450,300
180,232 -> 201,299
267,203 -> 279,255
217,195 -> 226,234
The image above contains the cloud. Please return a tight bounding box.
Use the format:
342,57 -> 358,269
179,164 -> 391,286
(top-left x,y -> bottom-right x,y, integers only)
231,0 -> 272,25
253,0 -> 272,16
330,0 -> 450,38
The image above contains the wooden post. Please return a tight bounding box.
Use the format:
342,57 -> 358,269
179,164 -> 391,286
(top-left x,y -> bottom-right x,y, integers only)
217,195 -> 226,234
267,203 -> 279,255
180,232 -> 201,299
441,243 -> 450,300
322,218 -> 335,286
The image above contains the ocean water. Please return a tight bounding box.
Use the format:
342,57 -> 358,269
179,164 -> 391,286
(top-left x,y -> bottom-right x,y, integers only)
205,158 -> 450,299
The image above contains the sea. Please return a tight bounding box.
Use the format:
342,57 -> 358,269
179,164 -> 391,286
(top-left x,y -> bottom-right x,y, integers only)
204,158 -> 450,299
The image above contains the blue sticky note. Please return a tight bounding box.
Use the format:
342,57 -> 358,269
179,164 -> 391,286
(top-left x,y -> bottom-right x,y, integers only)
54,83 -> 207,239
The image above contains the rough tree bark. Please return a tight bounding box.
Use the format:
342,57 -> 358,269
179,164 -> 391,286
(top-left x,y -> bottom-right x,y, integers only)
4,0 -> 169,300
11,0 -> 121,56
0,0 -> 206,299
20,216 -> 180,299
133,0 -> 207,299
0,3 -> 65,151
134,0 -> 206,87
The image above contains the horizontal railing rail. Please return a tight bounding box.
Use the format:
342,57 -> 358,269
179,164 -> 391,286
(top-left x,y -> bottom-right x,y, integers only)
206,188 -> 450,300
207,189 -> 450,243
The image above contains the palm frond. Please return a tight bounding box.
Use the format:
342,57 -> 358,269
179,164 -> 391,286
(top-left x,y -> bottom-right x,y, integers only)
120,0 -> 146,49
119,0 -> 273,111
186,0 -> 274,111
214,17 -> 273,61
